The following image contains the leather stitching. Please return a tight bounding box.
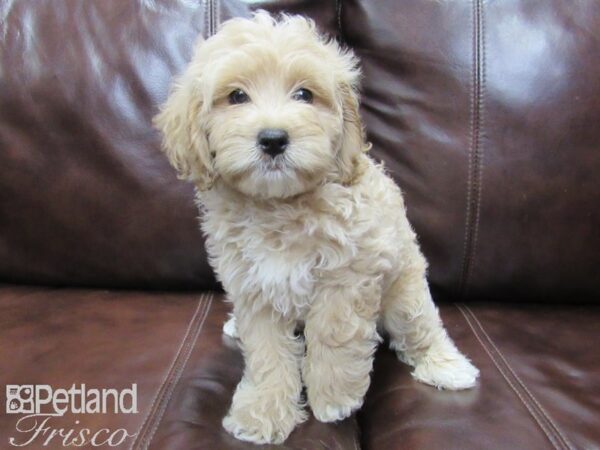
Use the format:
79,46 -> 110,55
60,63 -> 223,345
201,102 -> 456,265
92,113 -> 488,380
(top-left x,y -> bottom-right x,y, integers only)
144,295 -> 214,448
203,0 -> 209,39
130,297 -> 206,449
214,0 -> 220,35
336,0 -> 343,42
457,304 -> 569,450
130,295 -> 212,449
210,0 -> 214,37
202,0 -> 217,38
202,0 -> 218,39
210,0 -> 215,37
210,0 -> 218,37
459,0 -> 477,298
459,0 -> 477,297
459,0 -> 486,299
462,304 -> 575,450
130,295 -> 208,449
457,304 -> 561,449
470,0 -> 485,295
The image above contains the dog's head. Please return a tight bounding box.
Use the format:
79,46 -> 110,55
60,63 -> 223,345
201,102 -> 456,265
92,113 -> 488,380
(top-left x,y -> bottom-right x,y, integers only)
154,12 -> 369,199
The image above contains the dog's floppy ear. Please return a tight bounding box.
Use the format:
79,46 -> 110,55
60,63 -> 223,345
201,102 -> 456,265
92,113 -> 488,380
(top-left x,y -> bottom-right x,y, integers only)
153,50 -> 215,191
335,76 -> 370,186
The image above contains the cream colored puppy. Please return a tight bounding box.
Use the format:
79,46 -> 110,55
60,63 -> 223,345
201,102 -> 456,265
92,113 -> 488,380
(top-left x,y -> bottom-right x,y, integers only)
155,12 -> 479,445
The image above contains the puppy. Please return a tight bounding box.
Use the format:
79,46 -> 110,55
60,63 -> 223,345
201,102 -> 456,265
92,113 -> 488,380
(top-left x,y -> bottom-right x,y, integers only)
155,12 -> 479,445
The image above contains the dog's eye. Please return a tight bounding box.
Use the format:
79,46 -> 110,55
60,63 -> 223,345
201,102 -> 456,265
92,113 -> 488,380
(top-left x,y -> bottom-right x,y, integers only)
228,89 -> 250,105
292,88 -> 313,103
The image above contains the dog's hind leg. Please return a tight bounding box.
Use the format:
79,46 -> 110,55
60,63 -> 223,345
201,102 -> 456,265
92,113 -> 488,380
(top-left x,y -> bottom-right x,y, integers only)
223,313 -> 238,338
381,250 -> 479,390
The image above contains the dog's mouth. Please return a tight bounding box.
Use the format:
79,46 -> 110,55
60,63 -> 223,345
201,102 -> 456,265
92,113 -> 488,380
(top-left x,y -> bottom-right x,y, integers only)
259,154 -> 289,173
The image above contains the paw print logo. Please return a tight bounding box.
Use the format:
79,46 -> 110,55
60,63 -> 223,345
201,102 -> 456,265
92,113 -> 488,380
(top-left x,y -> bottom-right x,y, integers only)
5,385 -> 35,414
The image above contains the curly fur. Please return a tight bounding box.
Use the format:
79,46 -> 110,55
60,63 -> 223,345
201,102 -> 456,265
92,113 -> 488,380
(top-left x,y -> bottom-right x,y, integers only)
155,11 -> 479,445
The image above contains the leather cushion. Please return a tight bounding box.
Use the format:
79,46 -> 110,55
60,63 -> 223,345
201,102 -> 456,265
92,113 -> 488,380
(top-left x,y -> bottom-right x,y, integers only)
0,0 -> 251,289
359,302 -> 600,449
2,0 -> 599,301
339,0 -> 600,301
0,286 -> 360,449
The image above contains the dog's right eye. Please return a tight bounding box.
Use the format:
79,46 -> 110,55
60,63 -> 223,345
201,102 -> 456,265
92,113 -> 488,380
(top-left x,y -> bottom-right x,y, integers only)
228,89 -> 250,105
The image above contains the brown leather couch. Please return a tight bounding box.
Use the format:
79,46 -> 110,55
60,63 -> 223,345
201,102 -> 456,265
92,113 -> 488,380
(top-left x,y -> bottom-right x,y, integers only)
1,1 -> 598,449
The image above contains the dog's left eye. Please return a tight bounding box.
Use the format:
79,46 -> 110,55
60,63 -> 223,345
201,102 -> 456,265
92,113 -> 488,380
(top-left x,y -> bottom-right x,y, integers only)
228,89 -> 250,105
291,88 -> 313,103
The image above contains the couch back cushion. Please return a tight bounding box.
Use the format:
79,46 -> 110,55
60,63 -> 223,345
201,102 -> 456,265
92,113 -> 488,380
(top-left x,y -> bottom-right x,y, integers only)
334,0 -> 600,301
0,0 -> 248,289
1,0 -> 598,300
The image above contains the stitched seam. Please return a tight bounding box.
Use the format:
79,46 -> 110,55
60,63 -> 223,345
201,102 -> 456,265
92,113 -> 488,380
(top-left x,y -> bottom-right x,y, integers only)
463,305 -> 575,450
144,294 -> 214,448
136,295 -> 211,449
130,297 -> 204,448
129,295 -> 208,450
209,0 -> 214,37
210,0 -> 218,37
457,305 -> 561,450
203,0 -> 209,39
468,0 -> 485,296
456,304 -> 563,450
459,0 -> 477,298
465,0 -> 486,294
131,296 -> 207,450
210,0 -> 214,37
459,0 -> 485,299
214,0 -> 220,34
336,0 -> 343,43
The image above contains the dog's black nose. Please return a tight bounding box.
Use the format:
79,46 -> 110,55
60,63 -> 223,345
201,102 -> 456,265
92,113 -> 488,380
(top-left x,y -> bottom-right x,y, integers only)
258,129 -> 289,157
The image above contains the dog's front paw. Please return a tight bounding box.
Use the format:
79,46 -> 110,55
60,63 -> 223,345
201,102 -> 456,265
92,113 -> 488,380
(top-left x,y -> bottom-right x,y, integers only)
223,382 -> 306,444
411,345 -> 479,390
223,403 -> 305,444
309,395 -> 363,423
306,365 -> 366,423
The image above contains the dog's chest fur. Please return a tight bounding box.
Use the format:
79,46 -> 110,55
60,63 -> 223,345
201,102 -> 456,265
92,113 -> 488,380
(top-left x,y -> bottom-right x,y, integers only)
198,159 -> 409,317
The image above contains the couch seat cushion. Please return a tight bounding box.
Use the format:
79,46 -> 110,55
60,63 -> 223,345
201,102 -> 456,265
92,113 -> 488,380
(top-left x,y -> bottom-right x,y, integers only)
359,302 -> 600,449
0,286 -> 359,449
